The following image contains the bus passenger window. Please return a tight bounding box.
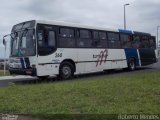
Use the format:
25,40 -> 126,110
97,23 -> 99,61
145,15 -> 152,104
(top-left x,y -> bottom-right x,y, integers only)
60,28 -> 74,38
92,31 -> 107,48
38,33 -> 43,41
120,34 -> 132,48
37,24 -> 56,56
92,31 -> 99,47
99,32 -> 107,48
37,31 -> 44,46
77,29 -> 92,48
48,31 -> 56,46
149,37 -> 156,48
93,31 -> 99,39
58,28 -> 75,48
99,32 -> 107,40
132,36 -> 141,48
108,32 -> 121,48
141,36 -> 149,48
79,29 -> 91,39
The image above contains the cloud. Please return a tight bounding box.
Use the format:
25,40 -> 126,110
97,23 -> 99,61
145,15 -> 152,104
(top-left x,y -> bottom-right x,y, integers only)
125,0 -> 160,36
0,0 -> 160,58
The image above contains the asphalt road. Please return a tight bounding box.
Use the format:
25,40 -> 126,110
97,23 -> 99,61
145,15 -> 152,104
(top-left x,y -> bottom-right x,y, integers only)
0,76 -> 38,88
0,61 -> 159,88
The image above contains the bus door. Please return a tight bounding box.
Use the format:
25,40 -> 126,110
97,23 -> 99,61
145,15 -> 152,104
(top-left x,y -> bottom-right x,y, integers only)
36,24 -> 58,76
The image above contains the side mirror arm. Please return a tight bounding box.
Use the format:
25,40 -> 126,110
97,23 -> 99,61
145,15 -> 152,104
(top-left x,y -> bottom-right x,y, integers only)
3,36 -> 7,46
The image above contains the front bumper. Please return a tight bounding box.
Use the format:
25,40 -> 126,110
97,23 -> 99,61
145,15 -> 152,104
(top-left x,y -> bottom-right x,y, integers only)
9,68 -> 37,76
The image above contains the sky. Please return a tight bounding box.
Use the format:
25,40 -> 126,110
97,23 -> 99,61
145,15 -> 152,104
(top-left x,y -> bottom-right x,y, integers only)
0,0 -> 160,58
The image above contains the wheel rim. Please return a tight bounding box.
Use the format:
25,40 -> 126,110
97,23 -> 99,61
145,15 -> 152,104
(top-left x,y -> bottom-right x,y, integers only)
62,65 -> 71,78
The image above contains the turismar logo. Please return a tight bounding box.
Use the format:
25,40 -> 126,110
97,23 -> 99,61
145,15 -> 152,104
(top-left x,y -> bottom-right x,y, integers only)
94,49 -> 108,67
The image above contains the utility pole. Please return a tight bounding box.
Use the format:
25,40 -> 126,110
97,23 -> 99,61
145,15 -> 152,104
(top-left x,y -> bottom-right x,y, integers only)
124,3 -> 130,30
157,26 -> 160,48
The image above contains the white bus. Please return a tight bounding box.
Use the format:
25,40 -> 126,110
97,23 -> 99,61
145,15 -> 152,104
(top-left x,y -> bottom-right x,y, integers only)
3,20 -> 159,79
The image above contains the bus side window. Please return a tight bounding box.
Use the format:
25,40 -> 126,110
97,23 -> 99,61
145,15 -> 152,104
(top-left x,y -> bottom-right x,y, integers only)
59,27 -> 74,38
37,25 -> 56,56
107,32 -> 121,49
93,31 -> 99,39
92,31 -> 100,47
92,31 -> 107,48
48,31 -> 56,47
99,32 -> 107,48
149,37 -> 156,49
120,34 -> 132,48
141,36 -> 150,48
37,30 -> 44,46
77,29 -> 92,48
58,27 -> 75,48
132,35 -> 141,48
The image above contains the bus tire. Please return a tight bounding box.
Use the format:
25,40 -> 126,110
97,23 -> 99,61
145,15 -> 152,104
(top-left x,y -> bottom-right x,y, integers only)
59,62 -> 74,80
38,76 -> 49,80
128,58 -> 136,71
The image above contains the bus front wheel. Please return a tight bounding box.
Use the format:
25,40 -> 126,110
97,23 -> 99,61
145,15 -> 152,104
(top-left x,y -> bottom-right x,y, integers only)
59,62 -> 74,80
128,58 -> 136,71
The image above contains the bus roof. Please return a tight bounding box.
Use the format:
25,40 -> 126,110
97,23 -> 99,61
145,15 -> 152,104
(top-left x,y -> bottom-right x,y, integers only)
133,31 -> 151,36
118,29 -> 133,34
35,20 -> 118,32
13,20 -> 153,37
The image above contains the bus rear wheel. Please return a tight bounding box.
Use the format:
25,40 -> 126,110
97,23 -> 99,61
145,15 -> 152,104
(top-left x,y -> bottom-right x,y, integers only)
59,62 -> 74,80
128,58 -> 136,71
38,76 -> 49,80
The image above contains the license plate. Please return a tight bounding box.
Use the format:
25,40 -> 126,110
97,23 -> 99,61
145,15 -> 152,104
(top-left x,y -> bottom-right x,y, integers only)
26,71 -> 32,75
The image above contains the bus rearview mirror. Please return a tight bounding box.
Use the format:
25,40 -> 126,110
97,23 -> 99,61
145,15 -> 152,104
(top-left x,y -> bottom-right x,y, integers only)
3,38 -> 6,46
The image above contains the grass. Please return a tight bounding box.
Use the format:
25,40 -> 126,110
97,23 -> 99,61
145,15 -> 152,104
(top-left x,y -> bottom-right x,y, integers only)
0,71 -> 159,119
0,70 -> 10,76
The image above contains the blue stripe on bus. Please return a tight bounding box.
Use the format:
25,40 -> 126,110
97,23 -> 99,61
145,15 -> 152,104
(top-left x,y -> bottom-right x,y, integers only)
118,29 -> 132,34
20,58 -> 25,69
124,48 -> 140,66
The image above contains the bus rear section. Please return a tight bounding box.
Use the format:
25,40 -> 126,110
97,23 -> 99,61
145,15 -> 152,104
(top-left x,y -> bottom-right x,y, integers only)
132,32 -> 157,66
138,48 -> 157,66
124,48 -> 157,68
120,30 -> 157,67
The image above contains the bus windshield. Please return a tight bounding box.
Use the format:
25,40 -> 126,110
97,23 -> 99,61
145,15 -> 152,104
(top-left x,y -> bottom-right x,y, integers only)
10,21 -> 36,57
11,29 -> 36,57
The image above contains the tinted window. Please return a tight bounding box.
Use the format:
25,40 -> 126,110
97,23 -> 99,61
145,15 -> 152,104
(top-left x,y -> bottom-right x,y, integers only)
99,32 -> 107,40
149,37 -> 156,48
92,31 -> 107,48
141,36 -> 150,48
93,31 -> 99,39
108,32 -> 119,41
120,34 -> 132,48
58,27 -> 75,48
108,32 -> 121,48
79,29 -> 91,39
132,35 -> 141,48
48,31 -> 56,46
60,28 -> 74,38
77,29 -> 92,48
37,25 -> 56,56
37,30 -> 46,47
